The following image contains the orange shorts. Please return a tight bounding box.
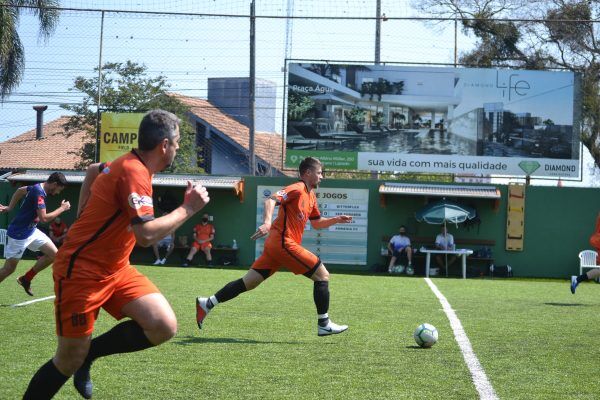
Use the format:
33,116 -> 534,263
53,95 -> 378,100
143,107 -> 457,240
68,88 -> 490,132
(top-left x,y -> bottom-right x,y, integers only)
252,236 -> 321,277
591,234 -> 600,263
54,266 -> 159,338
192,241 -> 212,251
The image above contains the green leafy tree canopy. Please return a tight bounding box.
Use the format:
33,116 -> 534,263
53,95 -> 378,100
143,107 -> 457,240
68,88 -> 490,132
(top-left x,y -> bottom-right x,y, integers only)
61,61 -> 202,173
0,1 -> 60,99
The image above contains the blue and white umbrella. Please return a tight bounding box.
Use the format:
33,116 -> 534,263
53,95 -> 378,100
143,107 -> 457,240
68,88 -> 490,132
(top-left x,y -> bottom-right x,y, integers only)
415,199 -> 476,225
415,199 -> 477,273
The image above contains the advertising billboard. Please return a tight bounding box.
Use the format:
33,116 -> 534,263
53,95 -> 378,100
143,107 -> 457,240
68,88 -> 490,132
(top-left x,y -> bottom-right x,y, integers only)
99,112 -> 144,162
285,63 -> 580,177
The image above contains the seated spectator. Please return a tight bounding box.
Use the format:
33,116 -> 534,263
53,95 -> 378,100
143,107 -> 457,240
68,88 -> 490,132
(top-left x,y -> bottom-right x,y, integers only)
387,225 -> 412,273
49,217 -> 69,247
152,231 -> 175,265
435,225 -> 457,272
182,213 -> 215,267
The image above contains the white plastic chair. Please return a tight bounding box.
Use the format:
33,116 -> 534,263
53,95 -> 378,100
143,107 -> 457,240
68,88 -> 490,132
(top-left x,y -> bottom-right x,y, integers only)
0,229 -> 6,258
579,250 -> 600,275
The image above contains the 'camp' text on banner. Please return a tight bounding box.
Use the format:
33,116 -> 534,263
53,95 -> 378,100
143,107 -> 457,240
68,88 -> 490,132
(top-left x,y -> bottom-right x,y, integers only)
99,112 -> 145,162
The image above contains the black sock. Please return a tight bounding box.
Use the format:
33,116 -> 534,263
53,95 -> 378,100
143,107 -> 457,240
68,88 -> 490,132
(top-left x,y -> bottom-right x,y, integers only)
577,274 -> 589,283
214,278 -> 247,303
314,281 -> 330,325
23,359 -> 69,399
84,320 -> 154,365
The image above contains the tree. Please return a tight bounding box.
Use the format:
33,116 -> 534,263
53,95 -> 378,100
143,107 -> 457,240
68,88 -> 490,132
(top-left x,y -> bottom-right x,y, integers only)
372,111 -> 385,128
287,90 -> 314,121
412,0 -> 600,168
306,64 -> 341,81
344,107 -> 366,124
0,1 -> 59,99
61,61 -> 202,173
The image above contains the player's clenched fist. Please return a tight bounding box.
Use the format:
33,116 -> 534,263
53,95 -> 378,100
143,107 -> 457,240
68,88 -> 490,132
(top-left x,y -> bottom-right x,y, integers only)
61,200 -> 71,211
250,223 -> 271,240
184,181 -> 210,213
337,215 -> 352,223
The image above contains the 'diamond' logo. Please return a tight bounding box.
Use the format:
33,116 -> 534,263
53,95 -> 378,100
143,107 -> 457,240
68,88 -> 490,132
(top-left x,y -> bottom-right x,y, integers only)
518,161 -> 540,175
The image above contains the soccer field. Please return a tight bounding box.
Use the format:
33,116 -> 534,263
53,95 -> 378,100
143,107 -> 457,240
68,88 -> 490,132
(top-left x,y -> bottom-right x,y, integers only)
2,262 -> 600,399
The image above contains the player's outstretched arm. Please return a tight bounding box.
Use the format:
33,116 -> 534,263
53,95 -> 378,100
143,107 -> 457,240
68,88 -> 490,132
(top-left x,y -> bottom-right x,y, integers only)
250,197 -> 276,240
78,162 -> 102,217
132,181 -> 210,247
38,200 -> 71,223
310,215 -> 352,230
0,186 -> 27,213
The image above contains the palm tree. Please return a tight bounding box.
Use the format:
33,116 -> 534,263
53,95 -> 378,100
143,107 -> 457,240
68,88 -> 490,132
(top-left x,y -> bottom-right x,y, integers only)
0,1 -> 60,99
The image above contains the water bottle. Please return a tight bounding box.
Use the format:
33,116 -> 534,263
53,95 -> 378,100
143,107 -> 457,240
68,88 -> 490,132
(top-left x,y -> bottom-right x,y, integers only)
232,239 -> 238,250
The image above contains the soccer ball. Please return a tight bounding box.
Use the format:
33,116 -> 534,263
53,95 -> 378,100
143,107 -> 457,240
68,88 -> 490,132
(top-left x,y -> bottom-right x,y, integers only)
414,323 -> 438,348
392,265 -> 405,274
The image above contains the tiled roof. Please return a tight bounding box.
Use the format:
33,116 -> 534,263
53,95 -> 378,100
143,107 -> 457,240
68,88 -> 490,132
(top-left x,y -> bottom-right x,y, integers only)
0,94 -> 286,174
173,94 -> 284,171
379,182 -> 501,199
0,116 -> 91,171
7,169 -> 243,189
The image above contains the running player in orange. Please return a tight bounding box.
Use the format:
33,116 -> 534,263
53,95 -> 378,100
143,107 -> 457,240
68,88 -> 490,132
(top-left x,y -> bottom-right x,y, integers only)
182,213 -> 215,266
571,212 -> 600,293
195,157 -> 352,336
23,110 -> 210,399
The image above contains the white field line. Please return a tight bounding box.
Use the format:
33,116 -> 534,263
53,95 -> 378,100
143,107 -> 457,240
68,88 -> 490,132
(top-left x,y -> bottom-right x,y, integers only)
425,278 -> 498,400
11,295 -> 55,308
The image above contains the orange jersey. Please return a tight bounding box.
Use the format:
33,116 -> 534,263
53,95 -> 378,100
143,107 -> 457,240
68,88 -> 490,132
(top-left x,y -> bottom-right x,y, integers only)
269,181 -> 320,244
50,221 -> 68,237
54,151 -> 155,280
194,223 -> 214,241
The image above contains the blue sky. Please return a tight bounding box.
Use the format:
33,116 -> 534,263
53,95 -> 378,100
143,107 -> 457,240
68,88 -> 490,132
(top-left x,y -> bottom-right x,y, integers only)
0,1 -> 470,140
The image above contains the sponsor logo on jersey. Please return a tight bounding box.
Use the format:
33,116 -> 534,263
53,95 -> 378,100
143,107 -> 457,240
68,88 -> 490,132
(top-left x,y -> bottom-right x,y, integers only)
276,190 -> 288,200
128,193 -> 153,210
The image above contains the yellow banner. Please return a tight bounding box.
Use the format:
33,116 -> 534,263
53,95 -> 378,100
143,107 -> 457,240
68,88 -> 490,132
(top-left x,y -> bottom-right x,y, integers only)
99,112 -> 145,162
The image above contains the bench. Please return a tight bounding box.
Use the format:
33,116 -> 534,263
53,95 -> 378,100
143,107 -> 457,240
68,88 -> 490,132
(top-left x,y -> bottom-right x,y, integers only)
135,237 -> 239,266
173,243 -> 239,266
382,235 -> 495,276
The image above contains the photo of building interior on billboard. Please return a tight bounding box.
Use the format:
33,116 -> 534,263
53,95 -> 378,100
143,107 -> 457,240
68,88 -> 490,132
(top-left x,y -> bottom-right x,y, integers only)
286,63 -> 578,160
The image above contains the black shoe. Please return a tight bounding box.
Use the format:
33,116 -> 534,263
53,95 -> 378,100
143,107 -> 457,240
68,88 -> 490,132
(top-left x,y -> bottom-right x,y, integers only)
181,262 -> 189,267
207,261 -> 213,266
73,362 -> 93,399
17,276 -> 33,296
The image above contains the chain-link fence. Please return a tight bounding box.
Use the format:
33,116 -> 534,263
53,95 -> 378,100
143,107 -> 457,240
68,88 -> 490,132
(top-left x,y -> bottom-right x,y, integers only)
1,1 -> 593,178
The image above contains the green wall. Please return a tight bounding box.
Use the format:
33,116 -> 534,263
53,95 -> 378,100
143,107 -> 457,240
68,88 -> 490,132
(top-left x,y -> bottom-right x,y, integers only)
1,177 -> 598,278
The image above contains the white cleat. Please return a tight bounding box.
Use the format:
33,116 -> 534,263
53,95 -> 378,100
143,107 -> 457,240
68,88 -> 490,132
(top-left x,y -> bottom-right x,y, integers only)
196,297 -> 211,330
160,258 -> 167,265
152,259 -> 162,265
318,320 -> 348,337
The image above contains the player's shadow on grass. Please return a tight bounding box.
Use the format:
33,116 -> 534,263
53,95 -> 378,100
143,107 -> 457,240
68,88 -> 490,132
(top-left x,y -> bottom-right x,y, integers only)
544,302 -> 589,307
174,335 -> 316,346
